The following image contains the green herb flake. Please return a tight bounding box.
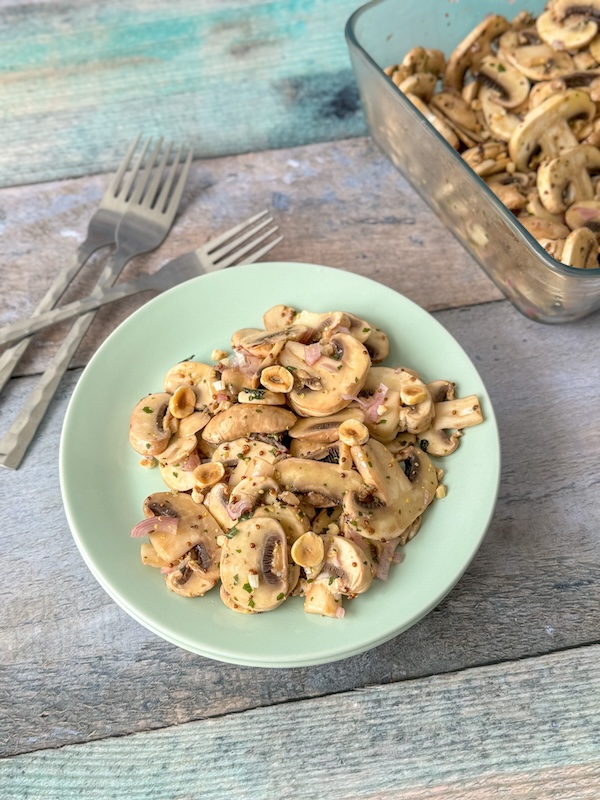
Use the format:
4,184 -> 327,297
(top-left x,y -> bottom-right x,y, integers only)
142,406 -> 153,414
226,526 -> 239,539
328,575 -> 336,586
497,63 -> 506,72
337,364 -> 343,371
233,574 -> 239,585
242,582 -> 253,593
145,443 -> 151,449
276,592 -> 285,601
172,471 -> 179,478
362,327 -> 371,333
248,598 -> 255,609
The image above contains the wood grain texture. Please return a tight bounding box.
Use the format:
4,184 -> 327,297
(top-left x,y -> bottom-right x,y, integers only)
1,299 -> 599,757
0,0 -> 367,187
1,645 -> 599,799
0,136 -> 502,379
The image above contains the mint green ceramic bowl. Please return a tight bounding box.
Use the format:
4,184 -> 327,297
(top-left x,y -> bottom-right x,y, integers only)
59,263 -> 500,667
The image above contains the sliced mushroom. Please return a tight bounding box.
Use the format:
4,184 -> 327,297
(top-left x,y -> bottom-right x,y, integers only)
341,443 -> 438,542
536,9 -> 598,50
405,93 -> 460,149
253,502 -> 311,543
292,310 -> 351,342
212,436 -> 282,488
129,393 -> 171,456
363,367 -> 434,435
561,226 -> 600,266
519,215 -> 571,240
363,327 -> 390,363
537,144 -> 600,213
228,476 -> 279,514
509,89 -> 595,171
279,333 -> 371,418
475,56 -> 530,108
262,304 -> 296,330
201,404 -> 296,445
220,517 -> 291,612
143,492 -> 223,574
159,459 -> 197,492
429,90 -> 484,146
444,15 -> 511,91
552,0 -> 600,24
303,581 -> 344,618
178,410 -> 211,438
288,408 -> 366,443
274,458 -> 364,506
237,325 -> 309,358
165,540 -> 221,598
462,141 -> 511,176
431,395 -> 484,431
164,361 -> 218,412
289,439 -> 341,462
398,72 -> 437,102
479,86 -> 522,142
156,432 -> 198,466
565,199 -> 600,231
204,482 -> 232,532
504,44 -> 574,82
317,535 -> 373,596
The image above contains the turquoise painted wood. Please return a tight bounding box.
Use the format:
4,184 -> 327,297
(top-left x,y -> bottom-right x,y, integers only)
0,0 -> 367,187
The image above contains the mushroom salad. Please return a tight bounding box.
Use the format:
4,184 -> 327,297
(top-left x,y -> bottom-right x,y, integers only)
385,0 -> 600,269
129,306 -> 483,618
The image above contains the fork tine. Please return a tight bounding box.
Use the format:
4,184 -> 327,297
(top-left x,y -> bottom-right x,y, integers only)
157,146 -> 193,219
140,142 -> 173,210
116,137 -> 151,201
105,134 -> 141,197
128,138 -> 164,205
208,216 -> 274,260
203,210 -> 270,252
214,227 -> 280,270
237,235 -> 284,266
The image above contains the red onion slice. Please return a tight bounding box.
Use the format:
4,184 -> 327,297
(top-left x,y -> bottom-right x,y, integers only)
376,537 -> 401,581
227,498 -> 253,520
131,516 -> 178,538
304,343 -> 322,366
180,451 -> 200,472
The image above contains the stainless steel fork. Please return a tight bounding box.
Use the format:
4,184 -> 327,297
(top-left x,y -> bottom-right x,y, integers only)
0,211 -> 282,345
0,139 -> 192,470
0,135 -> 143,396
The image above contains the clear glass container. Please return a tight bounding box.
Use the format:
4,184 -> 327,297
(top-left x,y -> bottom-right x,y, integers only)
345,0 -> 600,322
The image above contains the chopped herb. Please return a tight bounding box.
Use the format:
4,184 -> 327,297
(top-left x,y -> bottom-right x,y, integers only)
226,526 -> 239,539
236,548 -> 242,553
497,63 -> 506,72
286,365 -> 297,372
337,364 -> 343,371
236,453 -> 251,462
276,592 -> 285,601
145,443 -> 151,449
243,582 -> 253,593
233,574 -> 239,585
172,471 -> 179,477
328,575 -> 336,585
247,389 -> 265,401
378,419 -> 387,424
142,406 -> 153,414
362,327 -> 371,333
248,598 -> 255,608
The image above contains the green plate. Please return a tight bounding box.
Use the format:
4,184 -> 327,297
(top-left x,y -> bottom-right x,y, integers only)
59,262 -> 500,668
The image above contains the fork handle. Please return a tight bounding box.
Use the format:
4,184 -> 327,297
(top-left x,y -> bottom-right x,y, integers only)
0,250 -> 132,470
0,240 -> 103,395
0,272 -> 157,348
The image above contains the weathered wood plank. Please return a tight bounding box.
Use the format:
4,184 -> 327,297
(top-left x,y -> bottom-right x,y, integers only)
1,299 -> 599,756
0,137 -> 502,379
1,645 -> 599,799
0,0 -> 367,187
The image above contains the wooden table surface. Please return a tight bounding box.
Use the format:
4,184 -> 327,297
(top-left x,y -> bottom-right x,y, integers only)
1,2 -> 599,798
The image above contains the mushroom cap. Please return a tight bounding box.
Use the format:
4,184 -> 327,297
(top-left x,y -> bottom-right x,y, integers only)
565,199 -> 600,231
201,404 -> 297,444
253,502 -> 311,543
504,44 -> 574,82
561,226 -> 599,266
220,517 -> 291,612
159,459 -> 197,492
279,333 -> 371,418
236,324 -> 310,358
317,535 -> 373,596
129,393 -> 172,456
552,0 -> 600,24
262,304 -> 296,330
536,9 -> 598,50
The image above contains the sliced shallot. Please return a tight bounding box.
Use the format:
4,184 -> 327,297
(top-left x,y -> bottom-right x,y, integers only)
131,516 -> 178,538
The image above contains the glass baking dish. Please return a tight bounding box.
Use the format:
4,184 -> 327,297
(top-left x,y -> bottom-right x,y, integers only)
345,0 -> 600,322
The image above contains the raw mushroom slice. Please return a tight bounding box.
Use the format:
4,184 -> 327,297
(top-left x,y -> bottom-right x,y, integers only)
341,442 -> 438,542
279,333 -> 371,417
237,388 -> 286,405
551,0 -> 600,24
204,482 -> 232,532
536,9 -> 598,50
536,145 -> 600,213
262,304 -> 296,330
274,458 -> 364,506
404,93 -> 460,149
509,89 -> 595,171
237,324 -> 310,359
201,404 -> 297,444
159,458 -> 198,492
316,535 -> 373,596
429,90 -> 485,147
288,408 -> 366,443
462,142 -> 511,177
565,199 -> 600,232
398,72 -> 437,102
292,310 -> 351,342
143,492 -> 223,578
129,393 -> 171,456
363,367 -> 435,435
478,86 -> 522,142
474,56 -> 530,108
561,227 -> 600,267
253,502 -> 311,543
212,436 -> 282,488
303,581 -> 344,618
444,15 -> 511,91
289,439 -> 342,462
165,542 -> 220,598
164,361 -> 219,413
156,432 -> 198,466
504,44 -> 574,82
363,327 -> 390,363
220,517 -> 292,612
